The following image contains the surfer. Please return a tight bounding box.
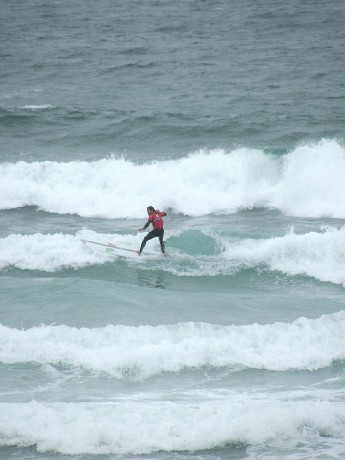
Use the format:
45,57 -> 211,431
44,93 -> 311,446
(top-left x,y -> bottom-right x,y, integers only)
137,206 -> 166,255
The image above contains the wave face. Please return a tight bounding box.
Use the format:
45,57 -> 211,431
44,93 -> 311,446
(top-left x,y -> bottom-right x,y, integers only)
1,139 -> 345,219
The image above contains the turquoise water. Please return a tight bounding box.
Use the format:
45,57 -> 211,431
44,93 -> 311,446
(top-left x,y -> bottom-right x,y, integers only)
1,1 -> 345,459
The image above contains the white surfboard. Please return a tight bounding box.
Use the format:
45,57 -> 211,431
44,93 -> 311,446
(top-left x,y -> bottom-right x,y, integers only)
81,239 -> 154,258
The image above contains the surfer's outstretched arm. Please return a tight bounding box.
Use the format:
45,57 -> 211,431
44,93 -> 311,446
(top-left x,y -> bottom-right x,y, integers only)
139,220 -> 150,232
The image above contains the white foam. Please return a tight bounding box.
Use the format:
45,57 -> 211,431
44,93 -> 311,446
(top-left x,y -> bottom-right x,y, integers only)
1,312 -> 345,377
0,230 -> 155,271
18,104 -> 54,110
221,225 -> 345,285
271,139 -> 345,218
0,232 -> 107,272
0,395 -> 345,454
1,139 -> 344,218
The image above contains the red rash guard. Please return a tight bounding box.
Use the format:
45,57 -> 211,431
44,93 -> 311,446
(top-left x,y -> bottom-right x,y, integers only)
143,211 -> 166,230
149,211 -> 165,229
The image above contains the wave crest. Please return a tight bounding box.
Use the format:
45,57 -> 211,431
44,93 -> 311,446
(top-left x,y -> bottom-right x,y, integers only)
1,139 -> 344,218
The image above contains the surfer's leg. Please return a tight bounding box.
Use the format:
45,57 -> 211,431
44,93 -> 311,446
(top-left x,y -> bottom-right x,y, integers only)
158,229 -> 165,253
139,230 -> 156,253
139,239 -> 146,253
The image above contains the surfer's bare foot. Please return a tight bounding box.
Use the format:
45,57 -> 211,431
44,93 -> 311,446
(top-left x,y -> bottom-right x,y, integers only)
137,250 -> 141,256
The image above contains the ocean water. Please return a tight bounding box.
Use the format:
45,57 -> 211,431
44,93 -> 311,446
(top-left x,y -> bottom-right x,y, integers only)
1,0 -> 345,459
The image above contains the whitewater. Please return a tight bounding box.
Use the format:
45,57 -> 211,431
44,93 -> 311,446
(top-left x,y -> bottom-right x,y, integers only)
2,312 -> 345,375
1,224 -> 345,286
1,140 -> 345,219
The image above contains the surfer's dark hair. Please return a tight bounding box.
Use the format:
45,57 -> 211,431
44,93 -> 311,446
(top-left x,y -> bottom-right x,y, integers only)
147,206 -> 155,211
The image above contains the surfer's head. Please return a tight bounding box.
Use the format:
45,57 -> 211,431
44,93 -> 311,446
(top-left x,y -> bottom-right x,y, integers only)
147,206 -> 155,215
